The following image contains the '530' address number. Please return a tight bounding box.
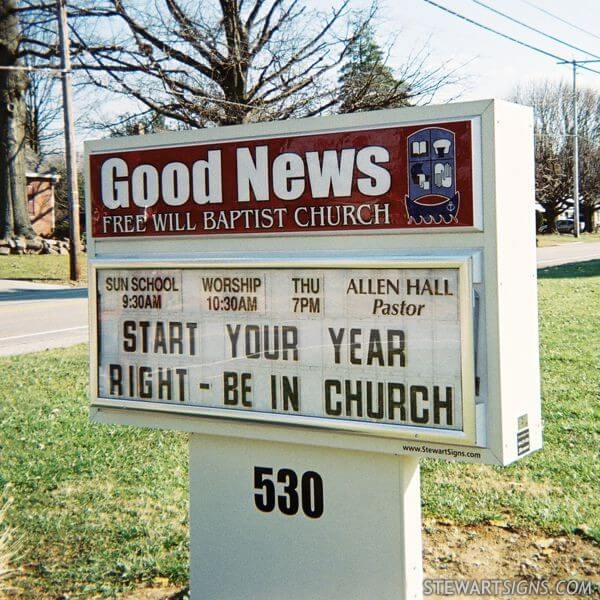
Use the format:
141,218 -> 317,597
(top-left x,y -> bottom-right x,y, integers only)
253,466 -> 324,519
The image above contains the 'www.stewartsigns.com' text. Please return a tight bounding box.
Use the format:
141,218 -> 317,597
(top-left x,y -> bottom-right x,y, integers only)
403,445 -> 482,459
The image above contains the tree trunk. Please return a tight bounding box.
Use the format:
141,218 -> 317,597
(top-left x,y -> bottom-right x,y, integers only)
542,206 -> 559,233
582,204 -> 595,234
0,0 -> 35,242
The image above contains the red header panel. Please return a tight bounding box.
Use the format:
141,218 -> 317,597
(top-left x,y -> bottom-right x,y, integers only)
89,120 -> 474,238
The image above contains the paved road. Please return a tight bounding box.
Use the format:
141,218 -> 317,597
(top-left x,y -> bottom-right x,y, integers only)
0,280 -> 88,356
0,242 -> 598,357
536,241 -> 600,268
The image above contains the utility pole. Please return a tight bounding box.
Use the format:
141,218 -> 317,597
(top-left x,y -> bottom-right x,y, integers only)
56,0 -> 81,281
558,58 -> 600,238
571,61 -> 580,239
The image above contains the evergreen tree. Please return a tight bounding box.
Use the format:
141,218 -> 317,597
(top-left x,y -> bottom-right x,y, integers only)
338,25 -> 409,113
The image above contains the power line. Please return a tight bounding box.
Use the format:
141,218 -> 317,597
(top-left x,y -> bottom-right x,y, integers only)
421,0 -> 600,77
0,64 -> 65,73
516,0 -> 600,44
422,0 -> 598,239
469,0 -> 600,60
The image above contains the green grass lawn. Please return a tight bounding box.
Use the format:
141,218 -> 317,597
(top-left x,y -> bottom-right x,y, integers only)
0,346 -> 188,598
422,260 -> 600,539
1,261 -> 599,597
536,231 -> 600,247
0,254 -> 88,286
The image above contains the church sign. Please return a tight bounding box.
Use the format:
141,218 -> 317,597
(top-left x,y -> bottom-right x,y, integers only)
86,100 -> 540,467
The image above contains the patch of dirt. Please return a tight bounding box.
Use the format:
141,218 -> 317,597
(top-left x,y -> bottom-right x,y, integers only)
423,521 -> 599,599
121,587 -> 187,600
123,523 -> 599,599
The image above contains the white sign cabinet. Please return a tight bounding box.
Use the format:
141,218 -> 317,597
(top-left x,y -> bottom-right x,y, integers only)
85,99 -> 541,599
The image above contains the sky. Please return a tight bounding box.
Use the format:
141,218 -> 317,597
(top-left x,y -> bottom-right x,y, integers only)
75,0 -> 600,144
373,0 -> 600,101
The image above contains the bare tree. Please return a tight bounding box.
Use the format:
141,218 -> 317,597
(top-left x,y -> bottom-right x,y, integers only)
0,0 -> 113,244
0,0 -> 35,243
512,80 -> 600,233
50,0 -> 372,127
23,52 -> 63,167
27,0 -> 463,129
574,89 -> 600,232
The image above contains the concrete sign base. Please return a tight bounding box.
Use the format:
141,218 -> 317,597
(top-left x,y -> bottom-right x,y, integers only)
189,434 -> 423,599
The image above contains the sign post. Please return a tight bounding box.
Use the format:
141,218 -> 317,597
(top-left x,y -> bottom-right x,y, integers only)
85,99 -> 542,599
190,437 -> 422,600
